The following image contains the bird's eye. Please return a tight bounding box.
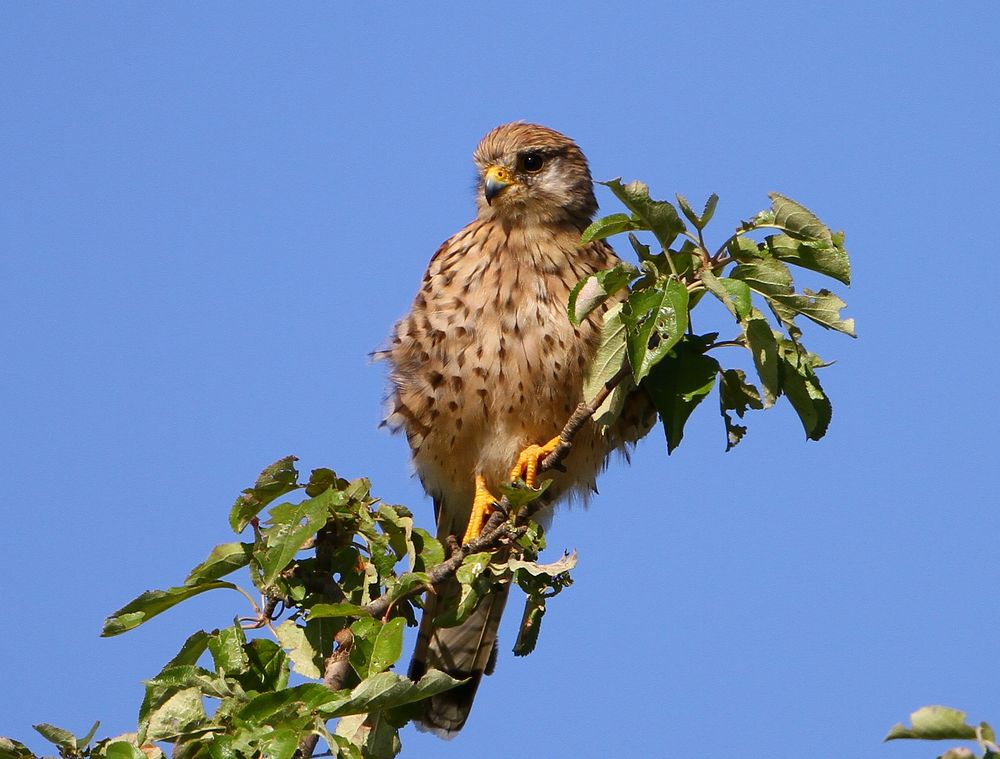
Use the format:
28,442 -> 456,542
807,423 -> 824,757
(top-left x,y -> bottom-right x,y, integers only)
519,152 -> 545,173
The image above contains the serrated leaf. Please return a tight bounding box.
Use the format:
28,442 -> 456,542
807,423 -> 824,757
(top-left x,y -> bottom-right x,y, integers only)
567,262 -> 638,325
742,314 -> 779,407
259,489 -> 338,586
230,456 -> 300,533
319,671 -> 465,718
308,602 -> 373,620
580,213 -> 641,244
238,684 -> 345,725
884,706 -> 980,741
644,340 -> 720,453
275,621 -> 323,679
767,233 -> 851,285
601,179 -> 686,249
370,618 -> 405,677
0,738 -> 37,759
185,542 -> 253,585
102,743 -> 145,759
240,638 -> 289,694
77,721 -> 101,750
144,688 -> 207,742
701,193 -> 719,228
513,593 -> 546,657
33,724 -> 77,751
383,571 -> 431,608
497,478 -> 550,509
676,192 -> 718,231
770,193 -> 833,247
582,303 -> 630,426
208,624 -> 249,676
102,582 -> 238,637
411,527 -> 445,572
621,278 -> 690,383
701,270 -> 751,321
777,338 -> 832,440
255,729 -> 299,759
774,288 -> 856,336
731,258 -> 793,300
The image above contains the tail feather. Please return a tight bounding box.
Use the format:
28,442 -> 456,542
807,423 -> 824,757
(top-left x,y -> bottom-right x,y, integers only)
408,576 -> 510,737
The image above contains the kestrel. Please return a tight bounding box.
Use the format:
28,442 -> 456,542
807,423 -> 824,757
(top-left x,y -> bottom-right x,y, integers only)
384,122 -> 649,736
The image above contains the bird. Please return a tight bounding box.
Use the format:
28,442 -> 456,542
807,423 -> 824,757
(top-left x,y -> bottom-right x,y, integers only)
382,122 -> 650,736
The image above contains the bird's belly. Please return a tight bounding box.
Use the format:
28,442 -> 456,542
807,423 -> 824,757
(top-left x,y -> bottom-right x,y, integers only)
408,295 -> 601,507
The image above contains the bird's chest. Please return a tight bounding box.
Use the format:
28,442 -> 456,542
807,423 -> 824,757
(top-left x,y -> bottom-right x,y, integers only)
422,248 -> 594,429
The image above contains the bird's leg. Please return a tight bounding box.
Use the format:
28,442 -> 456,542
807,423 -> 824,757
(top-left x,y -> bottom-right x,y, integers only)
463,474 -> 499,544
510,436 -> 561,488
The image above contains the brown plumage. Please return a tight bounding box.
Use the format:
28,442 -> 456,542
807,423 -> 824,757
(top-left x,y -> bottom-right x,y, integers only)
383,122 -> 650,736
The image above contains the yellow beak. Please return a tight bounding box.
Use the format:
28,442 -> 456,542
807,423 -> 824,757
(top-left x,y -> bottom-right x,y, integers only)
484,165 -> 513,205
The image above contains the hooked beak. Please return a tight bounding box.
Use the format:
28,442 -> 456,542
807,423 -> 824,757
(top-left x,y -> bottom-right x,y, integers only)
483,165 -> 512,205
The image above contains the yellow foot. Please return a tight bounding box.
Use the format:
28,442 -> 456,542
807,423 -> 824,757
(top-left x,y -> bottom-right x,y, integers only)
510,436 -> 561,489
462,474 -> 498,544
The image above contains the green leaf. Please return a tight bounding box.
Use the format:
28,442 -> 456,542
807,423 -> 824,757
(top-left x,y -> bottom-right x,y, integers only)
208,624 -> 250,675
255,729 -> 299,759
383,571 -> 431,608
230,456 -> 301,533
349,617 -> 405,679
275,621 -> 323,679
165,631 -> 213,669
513,592 -> 546,657
567,262 -> 638,325
644,339 -> 720,453
144,687 -> 207,742
240,638 -> 289,694
769,193 -> 833,247
259,489 -> 339,586
145,665 -> 233,700
319,671 -> 465,718
582,303 -> 630,426
730,258 -> 794,316
719,369 -> 763,451
700,270 -> 751,321
676,192 -> 718,231
238,684 -> 344,725
33,724 -> 77,751
767,233 -> 851,285
777,338 -> 832,440
885,706 -> 980,741
601,179 -> 686,249
308,602 -> 373,620
185,542 -> 253,585
497,478 -> 550,510
775,289 -> 856,337
621,278 -> 690,383
579,213 -> 641,244
77,721 -> 101,751
102,743 -> 145,759
742,314 -> 780,407
102,581 -> 238,636
411,527 -> 444,572
0,737 -> 37,759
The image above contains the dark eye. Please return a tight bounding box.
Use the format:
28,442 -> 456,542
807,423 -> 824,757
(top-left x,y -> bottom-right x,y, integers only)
519,152 -> 545,173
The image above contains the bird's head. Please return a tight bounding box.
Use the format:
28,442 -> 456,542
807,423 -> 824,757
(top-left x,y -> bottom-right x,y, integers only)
472,122 -> 598,228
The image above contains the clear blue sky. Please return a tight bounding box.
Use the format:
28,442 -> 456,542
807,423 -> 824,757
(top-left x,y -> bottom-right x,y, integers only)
3,3 -> 998,758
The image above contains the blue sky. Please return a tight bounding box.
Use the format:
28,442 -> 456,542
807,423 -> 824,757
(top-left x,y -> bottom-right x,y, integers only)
3,3 -> 998,757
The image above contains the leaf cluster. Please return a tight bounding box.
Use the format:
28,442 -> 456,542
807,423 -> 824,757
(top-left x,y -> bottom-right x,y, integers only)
575,182 -> 854,451
2,458 -> 573,759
